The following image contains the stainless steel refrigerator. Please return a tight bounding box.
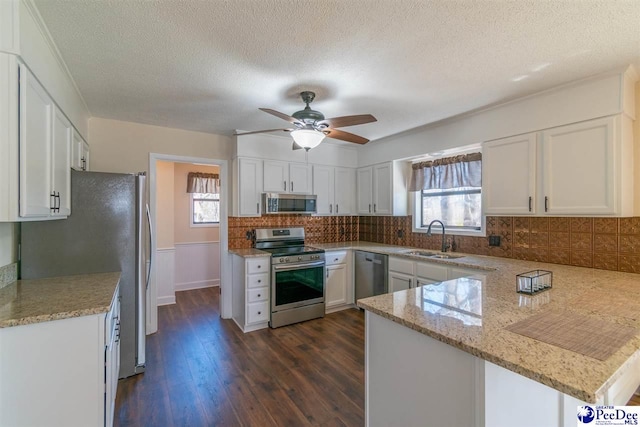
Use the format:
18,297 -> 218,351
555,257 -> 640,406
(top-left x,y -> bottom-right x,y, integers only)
20,170 -> 150,379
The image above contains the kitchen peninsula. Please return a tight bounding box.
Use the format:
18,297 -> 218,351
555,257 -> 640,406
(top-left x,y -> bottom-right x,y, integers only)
353,250 -> 640,427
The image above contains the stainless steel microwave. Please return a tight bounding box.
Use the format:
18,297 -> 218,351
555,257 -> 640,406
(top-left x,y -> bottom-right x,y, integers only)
263,193 -> 317,214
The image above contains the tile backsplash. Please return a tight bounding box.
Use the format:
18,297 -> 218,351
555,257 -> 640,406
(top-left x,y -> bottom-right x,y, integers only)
228,215 -> 639,273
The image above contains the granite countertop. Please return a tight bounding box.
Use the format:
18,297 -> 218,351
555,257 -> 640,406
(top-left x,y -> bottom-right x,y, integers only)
349,243 -> 640,403
229,248 -> 271,258
0,272 -> 121,328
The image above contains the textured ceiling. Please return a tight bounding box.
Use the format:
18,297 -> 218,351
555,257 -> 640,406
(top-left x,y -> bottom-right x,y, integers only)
34,0 -> 640,142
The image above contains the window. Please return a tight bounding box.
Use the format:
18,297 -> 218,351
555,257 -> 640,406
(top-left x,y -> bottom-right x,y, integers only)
410,152 -> 483,235
420,187 -> 482,230
191,192 -> 220,226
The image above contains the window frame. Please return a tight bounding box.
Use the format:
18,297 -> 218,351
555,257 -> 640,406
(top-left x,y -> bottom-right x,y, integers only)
190,192 -> 220,228
412,189 -> 486,237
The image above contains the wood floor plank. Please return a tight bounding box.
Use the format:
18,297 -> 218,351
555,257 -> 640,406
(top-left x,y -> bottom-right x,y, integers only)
115,288 -> 365,426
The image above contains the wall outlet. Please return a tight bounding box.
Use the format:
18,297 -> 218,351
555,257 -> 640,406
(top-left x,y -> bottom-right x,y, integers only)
397,229 -> 404,238
488,235 -> 501,247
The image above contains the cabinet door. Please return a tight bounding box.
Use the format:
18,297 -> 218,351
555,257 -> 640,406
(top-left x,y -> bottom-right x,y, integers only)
238,158 -> 262,216
71,129 -> 83,170
326,264 -> 348,308
19,65 -> 53,218
357,166 -> 373,214
483,133 -> 537,214
263,160 -> 288,192
51,107 -> 71,216
541,117 -> 616,215
373,163 -> 392,215
313,165 -> 334,215
82,141 -> 90,171
334,167 -> 355,215
289,162 -> 311,194
389,271 -> 413,292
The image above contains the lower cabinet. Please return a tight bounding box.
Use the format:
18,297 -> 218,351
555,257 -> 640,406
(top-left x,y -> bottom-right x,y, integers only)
0,285 -> 120,427
325,250 -> 353,312
232,255 -> 270,332
388,255 -> 483,291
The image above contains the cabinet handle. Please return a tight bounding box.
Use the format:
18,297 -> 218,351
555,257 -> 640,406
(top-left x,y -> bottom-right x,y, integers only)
257,202 -> 259,214
330,204 -> 332,214
50,192 -> 56,211
56,192 -> 61,212
528,196 -> 532,212
374,203 -> 377,213
336,204 -> 339,213
284,181 -> 287,191
327,270 -> 329,278
369,204 -> 371,213
291,181 -> 293,192
544,196 -> 549,212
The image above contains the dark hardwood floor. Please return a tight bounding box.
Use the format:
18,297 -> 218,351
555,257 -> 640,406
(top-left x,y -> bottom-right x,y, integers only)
115,288 -> 365,426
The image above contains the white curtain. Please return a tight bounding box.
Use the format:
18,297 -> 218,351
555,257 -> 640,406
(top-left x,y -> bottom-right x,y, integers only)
186,172 -> 220,194
409,153 -> 482,191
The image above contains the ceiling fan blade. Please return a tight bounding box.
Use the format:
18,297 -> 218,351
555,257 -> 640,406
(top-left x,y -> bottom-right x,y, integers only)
259,108 -> 304,125
323,128 -> 369,145
234,128 -> 292,136
317,114 -> 377,129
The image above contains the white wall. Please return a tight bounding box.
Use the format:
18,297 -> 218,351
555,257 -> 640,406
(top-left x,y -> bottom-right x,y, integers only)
359,69 -> 633,166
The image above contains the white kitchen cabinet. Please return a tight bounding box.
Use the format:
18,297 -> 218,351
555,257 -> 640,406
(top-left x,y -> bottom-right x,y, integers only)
541,117 -> 617,215
325,250 -> 352,311
389,255 -> 484,292
72,129 -> 90,171
231,255 -> 270,332
0,285 -> 120,427
263,160 -> 311,194
51,105 -> 72,217
313,165 -> 355,215
389,271 -> 414,292
357,161 -> 410,216
232,157 -> 263,217
483,133 -> 537,214
415,261 -> 449,285
483,115 -> 633,216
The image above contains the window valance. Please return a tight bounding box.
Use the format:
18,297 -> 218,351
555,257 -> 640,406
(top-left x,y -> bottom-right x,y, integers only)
187,172 -> 220,194
409,152 -> 482,192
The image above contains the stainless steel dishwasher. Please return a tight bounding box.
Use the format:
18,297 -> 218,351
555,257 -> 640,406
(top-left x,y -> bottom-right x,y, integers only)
354,251 -> 388,301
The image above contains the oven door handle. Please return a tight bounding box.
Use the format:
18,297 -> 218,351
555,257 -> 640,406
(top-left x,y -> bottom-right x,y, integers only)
273,261 -> 325,271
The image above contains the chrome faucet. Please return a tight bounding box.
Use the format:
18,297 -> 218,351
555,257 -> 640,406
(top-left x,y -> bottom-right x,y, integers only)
426,220 -> 450,253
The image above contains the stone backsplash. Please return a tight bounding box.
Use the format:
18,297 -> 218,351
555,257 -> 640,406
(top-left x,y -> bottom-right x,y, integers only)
228,215 -> 639,273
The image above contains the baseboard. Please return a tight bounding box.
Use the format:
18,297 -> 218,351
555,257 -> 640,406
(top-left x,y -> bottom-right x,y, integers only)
157,296 -> 176,306
325,303 -> 356,314
175,280 -> 220,292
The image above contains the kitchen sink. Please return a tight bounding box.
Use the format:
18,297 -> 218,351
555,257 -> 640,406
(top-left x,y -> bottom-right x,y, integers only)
401,250 -> 465,260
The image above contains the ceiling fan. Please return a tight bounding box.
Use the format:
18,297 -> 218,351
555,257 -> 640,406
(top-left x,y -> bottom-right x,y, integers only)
234,91 -> 377,151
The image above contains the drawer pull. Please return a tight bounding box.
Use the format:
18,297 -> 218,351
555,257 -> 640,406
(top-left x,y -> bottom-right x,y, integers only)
257,311 -> 261,315
257,279 -> 261,283
257,265 -> 261,269
334,258 -> 339,261
257,293 -> 261,298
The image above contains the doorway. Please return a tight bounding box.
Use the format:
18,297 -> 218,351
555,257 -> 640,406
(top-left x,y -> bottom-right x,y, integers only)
148,153 -> 230,334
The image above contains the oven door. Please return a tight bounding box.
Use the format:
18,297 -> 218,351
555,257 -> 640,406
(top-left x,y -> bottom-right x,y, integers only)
271,261 -> 325,312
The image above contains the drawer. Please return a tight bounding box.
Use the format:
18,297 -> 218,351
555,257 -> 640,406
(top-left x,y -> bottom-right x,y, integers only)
416,262 -> 448,282
247,272 -> 269,289
247,287 -> 269,303
247,301 -> 269,324
326,251 -> 348,266
247,258 -> 269,274
389,256 -> 414,275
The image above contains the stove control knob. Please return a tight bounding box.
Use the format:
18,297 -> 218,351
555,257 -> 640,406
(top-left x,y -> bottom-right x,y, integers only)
298,256 -> 303,261
279,258 -> 284,263
285,257 -> 290,262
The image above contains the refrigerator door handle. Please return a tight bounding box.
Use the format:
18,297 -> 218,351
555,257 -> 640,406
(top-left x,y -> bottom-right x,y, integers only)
146,204 -> 153,290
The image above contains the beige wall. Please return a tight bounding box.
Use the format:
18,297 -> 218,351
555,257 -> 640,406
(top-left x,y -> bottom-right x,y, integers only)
173,163 -> 220,244
0,223 -> 18,267
88,118 -> 233,174
156,161 -> 175,249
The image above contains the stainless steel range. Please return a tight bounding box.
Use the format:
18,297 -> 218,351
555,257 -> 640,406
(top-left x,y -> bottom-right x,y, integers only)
255,227 -> 325,328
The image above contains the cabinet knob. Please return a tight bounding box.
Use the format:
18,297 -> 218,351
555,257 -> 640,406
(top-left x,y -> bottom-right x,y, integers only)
257,311 -> 261,315
257,293 -> 261,297
257,279 -> 261,283
257,265 -> 261,269
334,258 -> 339,261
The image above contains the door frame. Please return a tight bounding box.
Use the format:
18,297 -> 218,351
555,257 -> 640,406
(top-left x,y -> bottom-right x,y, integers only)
148,153 -> 230,334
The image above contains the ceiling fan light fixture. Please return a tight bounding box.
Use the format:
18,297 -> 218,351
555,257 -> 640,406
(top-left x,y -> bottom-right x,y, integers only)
291,129 -> 325,150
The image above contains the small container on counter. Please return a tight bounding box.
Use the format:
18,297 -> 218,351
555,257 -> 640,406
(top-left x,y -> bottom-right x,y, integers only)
516,270 -> 552,294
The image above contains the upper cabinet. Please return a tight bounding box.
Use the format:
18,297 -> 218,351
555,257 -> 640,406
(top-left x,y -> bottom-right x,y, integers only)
483,133 -> 537,215
232,157 -> 263,217
357,161 -> 409,216
483,115 -> 634,216
263,160 -> 311,194
71,129 -> 90,171
313,165 -> 355,215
